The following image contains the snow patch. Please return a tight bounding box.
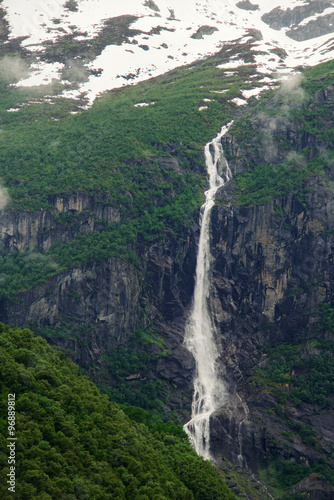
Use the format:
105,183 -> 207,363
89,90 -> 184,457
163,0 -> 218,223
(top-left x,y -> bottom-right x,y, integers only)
134,101 -> 155,107
242,86 -> 271,99
16,62 -> 64,87
258,76 -> 275,83
210,89 -> 228,94
2,0 -> 334,105
297,7 -> 334,28
216,59 -> 246,69
231,97 -> 247,106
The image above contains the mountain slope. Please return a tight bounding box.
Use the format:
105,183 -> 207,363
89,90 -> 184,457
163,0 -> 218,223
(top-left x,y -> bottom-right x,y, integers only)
0,323 -> 236,500
0,2 -> 334,499
0,55 -> 333,498
208,59 -> 334,498
2,0 -> 334,105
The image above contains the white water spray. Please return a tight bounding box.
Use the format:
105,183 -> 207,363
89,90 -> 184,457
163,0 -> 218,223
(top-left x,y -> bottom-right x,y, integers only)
184,122 -> 233,460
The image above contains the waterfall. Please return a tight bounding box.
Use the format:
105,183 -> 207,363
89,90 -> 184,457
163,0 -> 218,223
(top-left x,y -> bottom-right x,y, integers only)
184,122 -> 233,460
236,393 -> 250,468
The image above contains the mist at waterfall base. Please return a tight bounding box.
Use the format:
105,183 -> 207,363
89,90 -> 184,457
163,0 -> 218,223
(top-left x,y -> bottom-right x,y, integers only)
184,123 -> 233,461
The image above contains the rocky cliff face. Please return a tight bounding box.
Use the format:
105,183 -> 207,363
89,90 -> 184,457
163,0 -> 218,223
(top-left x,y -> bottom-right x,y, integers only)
209,182 -> 334,462
1,68 -> 334,498
0,190 -> 197,416
205,80 -> 334,496
261,1 -> 334,41
0,192 -> 121,253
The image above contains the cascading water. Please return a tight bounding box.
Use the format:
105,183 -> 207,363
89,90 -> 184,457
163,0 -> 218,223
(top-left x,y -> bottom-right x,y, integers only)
184,122 -> 233,460
236,393 -> 250,467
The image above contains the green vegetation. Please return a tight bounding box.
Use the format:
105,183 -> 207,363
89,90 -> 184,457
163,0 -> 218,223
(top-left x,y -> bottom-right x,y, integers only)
259,459 -> 334,496
0,323 -> 236,500
0,222 -> 139,300
0,185 -> 200,300
0,53 -> 258,299
120,406 -> 186,438
0,249 -> 60,300
33,324 -> 179,420
246,303 -> 334,495
230,59 -> 334,206
98,337 -> 167,413
319,302 -> 334,333
0,56 -> 250,212
233,151 -> 326,206
1,34 -> 334,500
300,59 -> 334,94
2,56 -> 334,299
32,322 -> 93,352
254,336 -> 334,407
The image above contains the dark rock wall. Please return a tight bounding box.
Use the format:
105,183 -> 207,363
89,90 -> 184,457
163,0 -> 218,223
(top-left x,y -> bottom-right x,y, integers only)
261,1 -> 334,41
208,182 -> 334,469
205,83 -> 334,482
0,196 -> 198,412
0,192 -> 121,253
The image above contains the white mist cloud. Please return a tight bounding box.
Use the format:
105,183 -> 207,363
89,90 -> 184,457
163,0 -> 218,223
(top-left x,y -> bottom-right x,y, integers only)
0,185 -> 9,210
253,73 -> 306,162
0,56 -> 30,84
62,60 -> 89,83
280,73 -> 305,104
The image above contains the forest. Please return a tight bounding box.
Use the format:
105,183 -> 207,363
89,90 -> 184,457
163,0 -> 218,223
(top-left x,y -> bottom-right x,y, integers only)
0,323 -> 237,500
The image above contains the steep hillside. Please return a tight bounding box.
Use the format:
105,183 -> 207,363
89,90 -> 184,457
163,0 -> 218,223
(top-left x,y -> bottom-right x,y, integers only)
3,0 -> 334,101
0,4 -> 334,497
209,59 -> 334,498
0,323 -> 237,500
0,43 -> 259,419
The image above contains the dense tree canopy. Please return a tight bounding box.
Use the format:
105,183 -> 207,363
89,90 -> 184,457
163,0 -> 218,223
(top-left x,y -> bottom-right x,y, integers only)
0,323 -> 236,500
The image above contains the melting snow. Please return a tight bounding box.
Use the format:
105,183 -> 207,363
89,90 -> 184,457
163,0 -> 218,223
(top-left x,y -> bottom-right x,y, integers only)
258,77 -> 275,83
297,7 -> 334,28
216,59 -> 246,69
134,102 -> 155,107
231,98 -> 247,106
2,0 -> 334,104
242,86 -> 271,99
16,62 -> 64,87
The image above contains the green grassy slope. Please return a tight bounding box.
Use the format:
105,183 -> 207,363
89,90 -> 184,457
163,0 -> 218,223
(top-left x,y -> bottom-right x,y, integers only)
229,59 -> 334,206
0,51 -> 258,300
0,56 -> 250,212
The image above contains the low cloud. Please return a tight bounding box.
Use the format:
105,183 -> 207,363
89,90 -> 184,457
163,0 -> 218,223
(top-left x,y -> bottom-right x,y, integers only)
278,73 -> 306,111
281,74 -> 303,90
62,60 -> 89,83
0,56 -> 30,84
253,73 -> 306,163
0,185 -> 9,210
